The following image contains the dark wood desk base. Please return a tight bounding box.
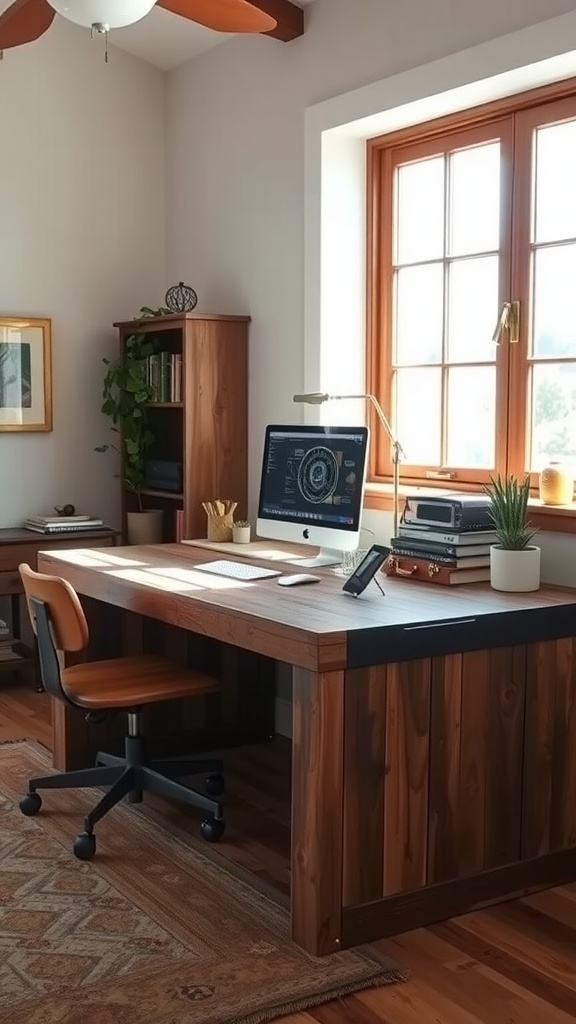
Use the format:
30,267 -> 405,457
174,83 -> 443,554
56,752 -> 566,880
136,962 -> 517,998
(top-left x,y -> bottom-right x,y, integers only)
36,543 -> 576,957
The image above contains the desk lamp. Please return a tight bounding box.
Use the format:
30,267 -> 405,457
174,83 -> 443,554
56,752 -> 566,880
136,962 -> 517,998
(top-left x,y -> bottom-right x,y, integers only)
293,391 -> 406,537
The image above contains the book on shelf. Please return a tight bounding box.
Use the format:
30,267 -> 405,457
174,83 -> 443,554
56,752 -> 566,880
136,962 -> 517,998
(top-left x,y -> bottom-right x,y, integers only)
385,554 -> 491,585
397,525 -> 498,546
24,519 -> 105,534
147,351 -> 182,403
26,513 -> 97,526
0,645 -> 21,663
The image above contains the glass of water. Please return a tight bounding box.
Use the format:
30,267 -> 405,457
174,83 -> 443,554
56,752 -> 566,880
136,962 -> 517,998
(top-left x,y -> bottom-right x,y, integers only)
335,529 -> 375,576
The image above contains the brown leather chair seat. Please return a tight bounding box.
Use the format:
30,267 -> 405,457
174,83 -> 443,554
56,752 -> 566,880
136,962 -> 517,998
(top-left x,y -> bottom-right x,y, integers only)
62,654 -> 220,708
17,563 -> 226,861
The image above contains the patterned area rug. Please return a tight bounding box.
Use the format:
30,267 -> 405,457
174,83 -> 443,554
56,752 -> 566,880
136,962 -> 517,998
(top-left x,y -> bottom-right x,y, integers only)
0,741 -> 407,1024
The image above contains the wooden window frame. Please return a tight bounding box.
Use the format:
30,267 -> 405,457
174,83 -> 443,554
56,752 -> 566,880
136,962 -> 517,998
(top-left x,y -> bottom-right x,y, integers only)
366,75 -> 576,532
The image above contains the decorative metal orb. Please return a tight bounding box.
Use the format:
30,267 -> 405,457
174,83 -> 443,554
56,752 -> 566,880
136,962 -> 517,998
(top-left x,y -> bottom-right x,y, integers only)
165,282 -> 198,313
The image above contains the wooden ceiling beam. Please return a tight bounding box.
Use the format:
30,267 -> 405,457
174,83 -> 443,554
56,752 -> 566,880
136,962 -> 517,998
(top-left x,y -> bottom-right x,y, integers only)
252,0 -> 304,42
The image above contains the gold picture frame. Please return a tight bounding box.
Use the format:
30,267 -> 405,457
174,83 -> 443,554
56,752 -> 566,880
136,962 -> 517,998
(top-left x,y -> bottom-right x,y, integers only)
0,317 -> 52,432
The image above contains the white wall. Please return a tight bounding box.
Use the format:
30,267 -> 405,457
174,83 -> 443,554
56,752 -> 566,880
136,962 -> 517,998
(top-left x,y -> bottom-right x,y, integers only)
165,0 -> 576,586
2,0 -> 575,573
0,18 -> 165,529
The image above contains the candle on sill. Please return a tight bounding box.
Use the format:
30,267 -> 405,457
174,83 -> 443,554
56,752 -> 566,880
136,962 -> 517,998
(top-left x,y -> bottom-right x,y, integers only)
539,462 -> 574,505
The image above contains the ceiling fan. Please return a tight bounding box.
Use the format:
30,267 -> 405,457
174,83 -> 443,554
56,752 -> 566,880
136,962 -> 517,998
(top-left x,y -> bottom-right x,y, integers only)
0,0 -> 278,51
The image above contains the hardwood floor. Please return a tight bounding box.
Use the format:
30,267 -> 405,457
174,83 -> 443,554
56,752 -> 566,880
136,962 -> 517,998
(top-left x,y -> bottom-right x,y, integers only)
1,676 -> 576,1023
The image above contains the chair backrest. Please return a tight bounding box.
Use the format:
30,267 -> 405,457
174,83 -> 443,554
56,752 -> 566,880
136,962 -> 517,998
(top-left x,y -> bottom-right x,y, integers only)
18,563 -> 89,702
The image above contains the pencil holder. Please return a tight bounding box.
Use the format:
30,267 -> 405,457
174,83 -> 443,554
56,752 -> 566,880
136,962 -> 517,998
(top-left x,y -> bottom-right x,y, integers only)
207,513 -> 234,542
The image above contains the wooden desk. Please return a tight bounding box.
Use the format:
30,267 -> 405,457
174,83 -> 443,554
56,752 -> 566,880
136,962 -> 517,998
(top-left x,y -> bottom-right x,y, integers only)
0,527 -> 117,680
37,542 -> 576,957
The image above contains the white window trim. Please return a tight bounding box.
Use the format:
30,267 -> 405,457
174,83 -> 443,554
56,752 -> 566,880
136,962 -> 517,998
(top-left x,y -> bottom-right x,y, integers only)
303,11 -> 576,439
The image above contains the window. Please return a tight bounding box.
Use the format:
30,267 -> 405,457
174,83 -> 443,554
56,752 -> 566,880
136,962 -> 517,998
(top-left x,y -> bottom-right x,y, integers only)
368,79 -> 576,493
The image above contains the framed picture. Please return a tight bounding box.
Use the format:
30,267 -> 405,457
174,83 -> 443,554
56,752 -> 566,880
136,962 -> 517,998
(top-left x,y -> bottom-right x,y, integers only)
0,317 -> 52,432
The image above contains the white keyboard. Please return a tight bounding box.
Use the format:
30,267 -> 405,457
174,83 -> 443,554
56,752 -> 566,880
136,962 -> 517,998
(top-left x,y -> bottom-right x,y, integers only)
195,559 -> 281,581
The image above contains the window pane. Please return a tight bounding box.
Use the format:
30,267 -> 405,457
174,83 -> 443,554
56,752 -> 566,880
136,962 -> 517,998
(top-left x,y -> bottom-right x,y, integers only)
395,367 -> 441,464
395,264 -> 444,364
530,363 -> 576,470
449,143 -> 500,256
446,366 -> 495,467
396,157 -> 444,264
534,120 -> 576,244
532,245 -> 576,358
447,256 -> 499,362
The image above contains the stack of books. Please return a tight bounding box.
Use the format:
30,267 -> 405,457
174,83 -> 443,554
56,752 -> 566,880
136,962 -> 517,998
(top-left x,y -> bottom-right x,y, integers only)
24,513 -> 106,535
0,617 -> 13,664
387,523 -> 499,585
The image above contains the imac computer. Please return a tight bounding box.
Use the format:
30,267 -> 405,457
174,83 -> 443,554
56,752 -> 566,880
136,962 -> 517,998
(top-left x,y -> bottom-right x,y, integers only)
256,424 -> 369,567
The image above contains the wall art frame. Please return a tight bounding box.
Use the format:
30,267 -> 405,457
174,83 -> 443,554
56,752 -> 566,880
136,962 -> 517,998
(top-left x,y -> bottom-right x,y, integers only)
0,316 -> 52,432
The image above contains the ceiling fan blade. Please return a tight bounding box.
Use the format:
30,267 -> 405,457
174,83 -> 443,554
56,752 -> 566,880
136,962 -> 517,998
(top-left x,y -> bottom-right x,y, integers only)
0,0 -> 55,49
157,0 -> 276,34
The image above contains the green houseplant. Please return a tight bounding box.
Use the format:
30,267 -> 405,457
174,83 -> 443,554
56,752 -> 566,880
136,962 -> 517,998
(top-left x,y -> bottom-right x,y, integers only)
483,473 -> 540,591
484,473 -> 537,549
96,305 -> 169,515
95,330 -> 155,512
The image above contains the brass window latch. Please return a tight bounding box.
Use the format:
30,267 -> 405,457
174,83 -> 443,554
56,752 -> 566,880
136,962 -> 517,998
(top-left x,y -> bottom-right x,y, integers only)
492,300 -> 520,344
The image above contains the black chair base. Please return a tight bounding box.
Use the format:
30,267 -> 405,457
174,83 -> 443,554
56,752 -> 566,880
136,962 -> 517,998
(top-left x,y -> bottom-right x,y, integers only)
19,739 -> 225,859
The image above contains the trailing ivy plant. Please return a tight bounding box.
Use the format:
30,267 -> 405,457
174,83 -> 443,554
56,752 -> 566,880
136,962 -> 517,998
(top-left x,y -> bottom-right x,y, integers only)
95,306 -> 167,511
483,473 -> 537,550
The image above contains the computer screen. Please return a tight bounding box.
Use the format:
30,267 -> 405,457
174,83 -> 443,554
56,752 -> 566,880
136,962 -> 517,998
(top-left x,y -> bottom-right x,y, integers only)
256,424 -> 369,567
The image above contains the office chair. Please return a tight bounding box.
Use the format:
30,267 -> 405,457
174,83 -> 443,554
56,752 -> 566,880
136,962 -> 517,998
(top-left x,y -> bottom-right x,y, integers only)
18,563 -> 226,861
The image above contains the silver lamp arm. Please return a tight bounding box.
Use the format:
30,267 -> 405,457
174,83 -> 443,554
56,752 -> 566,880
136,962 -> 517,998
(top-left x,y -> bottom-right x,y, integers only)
292,391 -> 405,536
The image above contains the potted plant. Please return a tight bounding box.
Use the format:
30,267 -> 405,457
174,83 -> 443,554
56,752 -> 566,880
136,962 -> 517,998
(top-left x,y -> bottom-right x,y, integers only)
483,473 -> 540,591
232,519 -> 252,544
95,328 -> 162,544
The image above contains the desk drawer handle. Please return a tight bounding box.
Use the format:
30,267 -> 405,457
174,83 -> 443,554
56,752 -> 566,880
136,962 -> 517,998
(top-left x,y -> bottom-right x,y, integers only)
403,618 -> 477,631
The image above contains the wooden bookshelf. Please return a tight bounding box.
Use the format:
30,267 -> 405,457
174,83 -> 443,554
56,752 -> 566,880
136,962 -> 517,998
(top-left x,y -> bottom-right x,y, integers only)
113,313 -> 249,543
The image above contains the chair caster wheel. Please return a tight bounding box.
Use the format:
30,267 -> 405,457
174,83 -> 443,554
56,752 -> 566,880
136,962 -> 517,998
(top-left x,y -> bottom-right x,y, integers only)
200,816 -> 225,842
205,772 -> 225,797
19,792 -> 42,816
73,832 -> 96,861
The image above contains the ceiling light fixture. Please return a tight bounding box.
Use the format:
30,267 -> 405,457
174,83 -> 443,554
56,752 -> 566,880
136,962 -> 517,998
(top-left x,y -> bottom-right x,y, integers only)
47,1 -> 157,33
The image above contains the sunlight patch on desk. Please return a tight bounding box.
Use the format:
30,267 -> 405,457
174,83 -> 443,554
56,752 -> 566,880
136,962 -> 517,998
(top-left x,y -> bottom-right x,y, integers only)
181,539 -> 309,562
150,566 -> 253,590
106,568 -> 201,592
252,548 -> 308,562
38,550 -> 147,569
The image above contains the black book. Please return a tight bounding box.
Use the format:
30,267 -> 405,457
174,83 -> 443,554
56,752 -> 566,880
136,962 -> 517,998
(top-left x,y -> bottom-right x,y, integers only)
390,543 -> 490,568
391,535 -> 492,558
397,525 -> 498,546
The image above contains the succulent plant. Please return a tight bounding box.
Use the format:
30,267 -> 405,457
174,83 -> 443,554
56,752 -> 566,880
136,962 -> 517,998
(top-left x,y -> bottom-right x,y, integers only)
483,473 -> 537,550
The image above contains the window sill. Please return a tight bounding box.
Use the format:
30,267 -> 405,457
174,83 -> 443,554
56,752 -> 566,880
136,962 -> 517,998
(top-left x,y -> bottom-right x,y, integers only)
364,482 -> 576,534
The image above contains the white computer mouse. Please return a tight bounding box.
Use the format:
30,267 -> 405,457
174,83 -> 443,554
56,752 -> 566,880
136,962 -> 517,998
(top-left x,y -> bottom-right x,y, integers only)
277,573 -> 321,587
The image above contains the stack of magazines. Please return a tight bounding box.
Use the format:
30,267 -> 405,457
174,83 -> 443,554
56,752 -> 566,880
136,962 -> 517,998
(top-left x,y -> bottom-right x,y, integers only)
24,513 -> 106,535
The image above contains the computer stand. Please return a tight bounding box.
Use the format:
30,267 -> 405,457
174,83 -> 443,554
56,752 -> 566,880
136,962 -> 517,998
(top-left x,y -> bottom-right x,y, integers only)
286,548 -> 343,569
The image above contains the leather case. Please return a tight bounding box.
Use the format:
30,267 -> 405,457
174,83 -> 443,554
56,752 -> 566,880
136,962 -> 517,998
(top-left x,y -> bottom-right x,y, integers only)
384,554 -> 490,586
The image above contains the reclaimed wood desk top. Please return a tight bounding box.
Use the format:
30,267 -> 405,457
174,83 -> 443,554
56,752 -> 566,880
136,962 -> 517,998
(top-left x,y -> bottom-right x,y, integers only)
37,543 -> 576,673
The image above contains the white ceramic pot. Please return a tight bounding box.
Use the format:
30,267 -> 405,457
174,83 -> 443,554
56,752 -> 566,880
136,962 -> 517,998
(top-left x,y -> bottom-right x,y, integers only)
232,526 -> 251,544
489,545 -> 541,592
126,509 -> 163,545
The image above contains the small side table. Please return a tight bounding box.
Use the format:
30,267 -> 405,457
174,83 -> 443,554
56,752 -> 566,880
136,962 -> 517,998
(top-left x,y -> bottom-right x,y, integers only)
0,527 -> 118,689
